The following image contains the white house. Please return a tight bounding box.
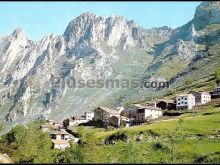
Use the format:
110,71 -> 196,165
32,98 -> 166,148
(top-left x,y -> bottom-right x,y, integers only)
188,91 -> 211,105
52,139 -> 70,150
121,104 -> 162,123
131,106 -> 162,122
176,94 -> 195,110
64,111 -> 94,127
70,116 -> 88,126
84,111 -> 94,121
145,106 -> 163,119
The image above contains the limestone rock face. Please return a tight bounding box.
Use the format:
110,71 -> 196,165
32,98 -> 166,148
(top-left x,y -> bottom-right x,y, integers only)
0,28 -> 33,77
64,12 -> 172,51
64,13 -> 135,48
193,1 -> 220,31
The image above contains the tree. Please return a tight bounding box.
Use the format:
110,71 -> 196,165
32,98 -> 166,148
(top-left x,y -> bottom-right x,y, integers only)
56,144 -> 84,163
10,122 -> 53,163
77,126 -> 87,145
6,124 -> 26,148
0,123 -> 4,133
214,67 -> 220,84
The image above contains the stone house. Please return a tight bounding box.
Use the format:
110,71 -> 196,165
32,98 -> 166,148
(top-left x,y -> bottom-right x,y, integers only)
108,115 -> 133,128
94,106 -> 120,123
156,100 -> 177,110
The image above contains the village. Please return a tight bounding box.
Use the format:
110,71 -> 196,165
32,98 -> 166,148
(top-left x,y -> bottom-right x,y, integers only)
40,85 -> 220,150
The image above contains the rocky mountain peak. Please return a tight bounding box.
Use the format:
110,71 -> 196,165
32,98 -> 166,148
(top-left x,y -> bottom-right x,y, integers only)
200,1 -> 220,8
12,27 -> 27,38
193,1 -> 220,31
78,12 -> 97,19
64,12 -> 158,51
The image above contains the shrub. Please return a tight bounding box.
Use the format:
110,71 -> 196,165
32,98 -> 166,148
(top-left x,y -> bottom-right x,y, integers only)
76,126 -> 87,145
146,129 -> 160,137
56,144 -> 84,163
105,131 -> 128,145
2,122 -> 55,163
152,142 -> 168,151
214,67 -> 220,84
105,126 -> 115,132
194,152 -> 220,164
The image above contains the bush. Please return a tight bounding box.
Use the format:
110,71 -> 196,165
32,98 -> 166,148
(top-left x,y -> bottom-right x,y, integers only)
105,126 -> 115,132
194,152 -> 220,164
76,126 -> 87,145
152,142 -> 168,151
105,131 -> 128,145
1,122 -> 56,163
56,144 -> 84,163
215,67 -> 220,84
146,129 -> 160,137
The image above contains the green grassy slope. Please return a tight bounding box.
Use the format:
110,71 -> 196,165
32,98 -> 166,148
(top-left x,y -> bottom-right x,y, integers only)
75,104 -> 220,163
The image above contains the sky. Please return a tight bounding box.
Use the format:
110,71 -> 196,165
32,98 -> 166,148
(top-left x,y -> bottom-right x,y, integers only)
0,2 -> 201,41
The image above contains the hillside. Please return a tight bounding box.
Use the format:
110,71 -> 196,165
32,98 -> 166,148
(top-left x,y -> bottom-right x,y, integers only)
71,104 -> 220,163
1,102 -> 219,163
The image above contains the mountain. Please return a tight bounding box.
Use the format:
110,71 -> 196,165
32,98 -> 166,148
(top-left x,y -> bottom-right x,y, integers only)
144,1 -> 220,82
0,1 -> 220,130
